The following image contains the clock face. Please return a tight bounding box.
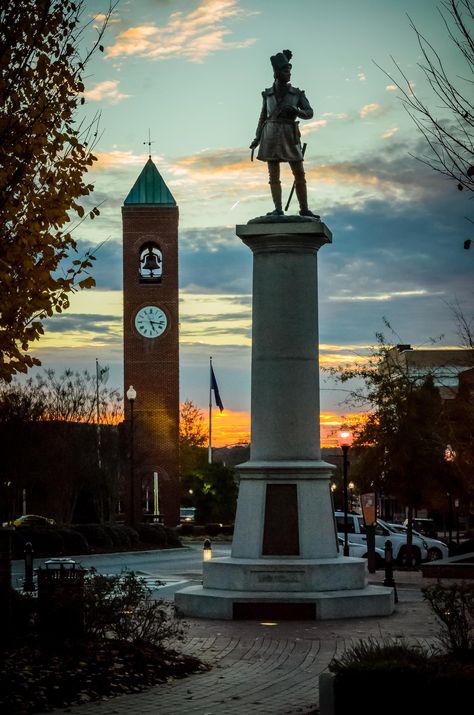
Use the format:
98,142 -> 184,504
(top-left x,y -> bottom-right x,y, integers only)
134,305 -> 168,338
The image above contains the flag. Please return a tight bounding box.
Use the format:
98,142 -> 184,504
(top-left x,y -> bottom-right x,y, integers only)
210,364 -> 224,412
97,364 -> 109,384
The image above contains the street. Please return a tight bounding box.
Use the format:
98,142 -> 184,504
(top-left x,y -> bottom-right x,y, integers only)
11,542 -> 233,598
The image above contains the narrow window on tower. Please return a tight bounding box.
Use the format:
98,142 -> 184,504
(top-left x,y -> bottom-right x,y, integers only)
139,243 -> 162,282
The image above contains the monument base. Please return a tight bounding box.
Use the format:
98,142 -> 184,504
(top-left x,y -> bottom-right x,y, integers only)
175,584 -> 394,621
175,556 -> 395,620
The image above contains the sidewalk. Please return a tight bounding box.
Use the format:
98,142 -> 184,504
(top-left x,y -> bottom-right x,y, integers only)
47,569 -> 443,715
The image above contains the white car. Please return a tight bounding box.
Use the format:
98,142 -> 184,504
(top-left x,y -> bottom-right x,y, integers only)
334,512 -> 429,566
387,523 -> 448,561
337,536 -> 385,569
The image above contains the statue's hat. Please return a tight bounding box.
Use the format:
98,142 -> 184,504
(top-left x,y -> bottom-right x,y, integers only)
270,49 -> 292,71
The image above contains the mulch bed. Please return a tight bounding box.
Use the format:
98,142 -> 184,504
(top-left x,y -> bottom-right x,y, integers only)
0,637 -> 208,713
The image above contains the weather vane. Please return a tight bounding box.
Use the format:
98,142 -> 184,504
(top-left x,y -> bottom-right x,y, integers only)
143,129 -> 154,158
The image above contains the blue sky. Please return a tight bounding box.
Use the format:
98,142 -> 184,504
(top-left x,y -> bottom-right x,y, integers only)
31,0 -> 473,440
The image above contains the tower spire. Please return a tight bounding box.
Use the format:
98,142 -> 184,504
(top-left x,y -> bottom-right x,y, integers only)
143,128 -> 154,159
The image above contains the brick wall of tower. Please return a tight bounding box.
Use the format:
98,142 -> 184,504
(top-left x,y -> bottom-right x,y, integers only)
122,205 -> 180,526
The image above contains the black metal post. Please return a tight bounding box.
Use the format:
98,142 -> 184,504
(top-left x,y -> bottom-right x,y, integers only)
447,491 -> 453,549
23,541 -> 35,592
365,524 -> 376,574
129,397 -> 135,527
383,539 -> 398,602
342,445 -> 349,557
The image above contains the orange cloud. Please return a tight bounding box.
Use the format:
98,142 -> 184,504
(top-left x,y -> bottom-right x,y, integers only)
106,0 -> 257,63
382,127 -> 399,139
84,80 -> 129,104
360,103 -> 381,118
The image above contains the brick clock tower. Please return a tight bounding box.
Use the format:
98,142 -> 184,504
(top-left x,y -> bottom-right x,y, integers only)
122,158 -> 180,526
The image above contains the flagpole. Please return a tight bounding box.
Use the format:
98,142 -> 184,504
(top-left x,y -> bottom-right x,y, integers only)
208,356 -> 213,464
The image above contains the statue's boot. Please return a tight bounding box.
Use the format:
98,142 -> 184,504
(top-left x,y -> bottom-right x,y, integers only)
295,180 -> 320,218
267,181 -> 284,216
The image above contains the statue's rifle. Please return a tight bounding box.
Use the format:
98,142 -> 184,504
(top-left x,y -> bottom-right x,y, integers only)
284,142 -> 307,212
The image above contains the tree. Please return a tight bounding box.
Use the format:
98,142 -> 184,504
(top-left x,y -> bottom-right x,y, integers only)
191,462 -> 238,525
378,0 -> 473,247
0,1 -> 116,381
179,400 -> 207,494
0,369 -> 123,424
0,368 -> 122,523
329,332 -> 450,557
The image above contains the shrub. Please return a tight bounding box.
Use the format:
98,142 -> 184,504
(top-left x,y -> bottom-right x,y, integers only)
329,637 -> 433,674
11,527 -> 64,558
83,569 -> 185,646
180,522 -> 194,536
136,523 -> 167,547
10,590 -> 37,639
164,527 -> 182,547
422,581 -> 474,658
222,524 -> 234,536
57,528 -> 89,555
327,635 -> 473,713
120,525 -> 139,546
101,524 -> 132,549
73,524 -> 113,549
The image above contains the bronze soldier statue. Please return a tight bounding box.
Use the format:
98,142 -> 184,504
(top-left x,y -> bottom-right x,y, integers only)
250,49 -> 318,218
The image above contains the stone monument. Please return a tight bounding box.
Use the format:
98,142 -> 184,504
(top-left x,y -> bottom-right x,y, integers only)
175,217 -> 394,620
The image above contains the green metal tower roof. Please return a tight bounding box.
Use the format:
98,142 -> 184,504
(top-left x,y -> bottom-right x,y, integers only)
124,158 -> 176,206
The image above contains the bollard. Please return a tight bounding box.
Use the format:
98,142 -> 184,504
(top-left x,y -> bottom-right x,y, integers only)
203,538 -> 212,561
23,541 -> 35,592
383,539 -> 398,603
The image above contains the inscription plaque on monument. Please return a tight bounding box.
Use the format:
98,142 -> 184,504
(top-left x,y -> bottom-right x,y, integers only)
250,569 -> 305,589
262,483 -> 299,555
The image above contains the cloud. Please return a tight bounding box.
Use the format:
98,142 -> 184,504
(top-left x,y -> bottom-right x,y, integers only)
360,103 -> 381,118
322,113 -> 349,120
106,0 -> 257,63
300,119 -> 328,136
94,150 -> 150,169
328,289 -> 444,302
84,80 -> 130,104
382,127 -> 399,139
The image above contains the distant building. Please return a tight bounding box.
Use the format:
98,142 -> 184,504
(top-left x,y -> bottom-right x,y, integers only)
386,344 -> 474,400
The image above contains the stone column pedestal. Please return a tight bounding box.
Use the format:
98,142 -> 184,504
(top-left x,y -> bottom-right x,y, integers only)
175,219 -> 394,620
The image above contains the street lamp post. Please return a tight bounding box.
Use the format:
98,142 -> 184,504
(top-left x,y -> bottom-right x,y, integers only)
445,444 -> 456,547
348,481 -> 355,511
126,385 -> 137,527
338,428 -> 353,557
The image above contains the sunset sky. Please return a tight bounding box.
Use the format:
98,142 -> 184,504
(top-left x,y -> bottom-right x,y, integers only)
29,0 -> 473,446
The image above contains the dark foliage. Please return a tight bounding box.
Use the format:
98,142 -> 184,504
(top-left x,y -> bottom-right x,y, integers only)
1,572 -> 207,713
136,523 -> 168,547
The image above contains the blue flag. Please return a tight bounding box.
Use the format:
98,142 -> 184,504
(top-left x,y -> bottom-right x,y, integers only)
210,365 -> 224,412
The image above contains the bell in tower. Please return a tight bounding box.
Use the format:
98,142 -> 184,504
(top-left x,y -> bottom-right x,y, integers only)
139,243 -> 162,281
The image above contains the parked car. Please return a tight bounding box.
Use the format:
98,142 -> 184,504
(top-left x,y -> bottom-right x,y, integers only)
402,517 -> 438,539
387,523 -> 448,561
334,512 -> 428,566
337,536 -> 385,569
2,514 -> 56,528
